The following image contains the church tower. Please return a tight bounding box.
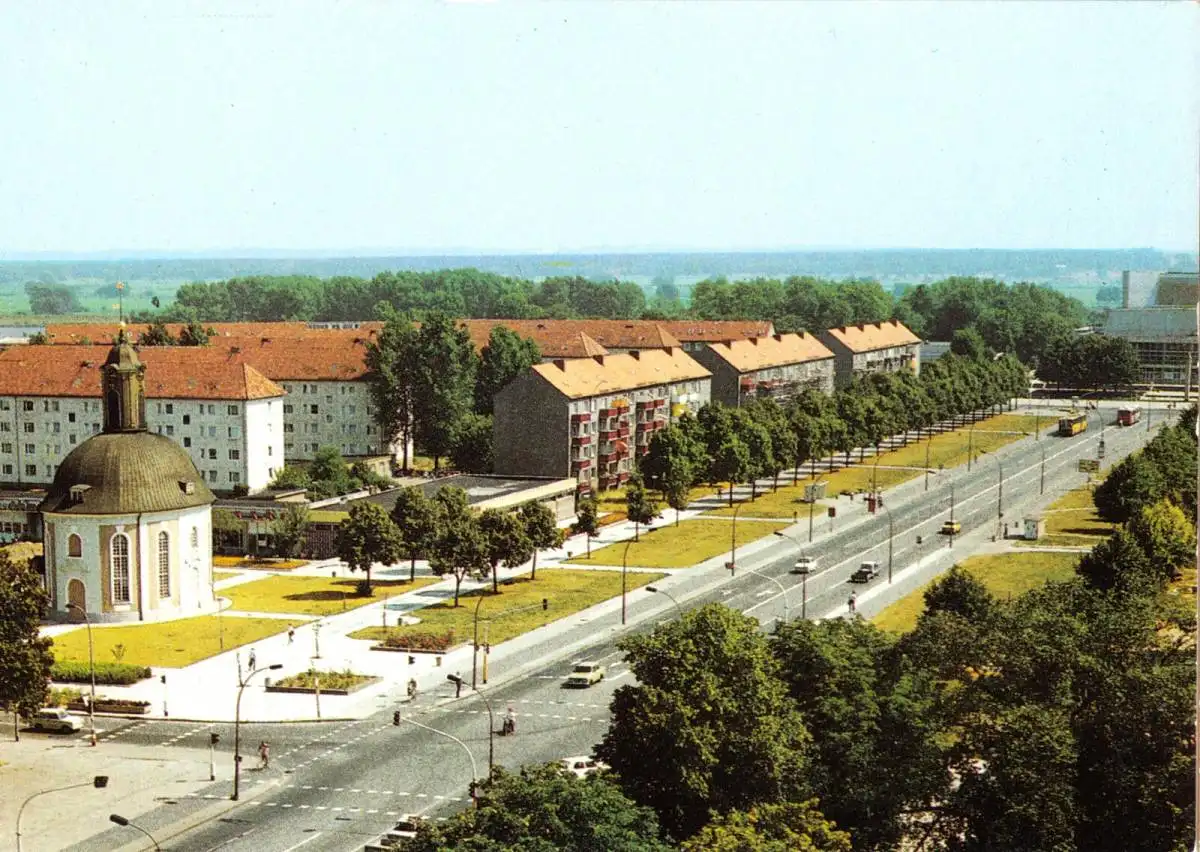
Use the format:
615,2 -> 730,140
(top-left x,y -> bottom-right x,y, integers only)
102,326 -> 147,433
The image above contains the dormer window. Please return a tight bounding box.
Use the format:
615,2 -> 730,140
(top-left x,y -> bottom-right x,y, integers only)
180,480 -> 196,495
68,484 -> 91,505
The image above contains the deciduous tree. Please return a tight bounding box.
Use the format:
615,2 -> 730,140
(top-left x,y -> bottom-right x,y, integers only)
337,502 -> 404,593
270,505 -> 310,559
573,497 -> 600,556
390,487 -> 439,582
474,326 -> 540,415
428,488 -> 489,607
519,501 -> 562,581
624,474 -> 661,542
478,509 -> 532,593
0,552 -> 55,720
681,800 -> 852,852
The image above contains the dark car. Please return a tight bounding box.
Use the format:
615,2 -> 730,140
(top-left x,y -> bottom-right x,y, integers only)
850,561 -> 880,583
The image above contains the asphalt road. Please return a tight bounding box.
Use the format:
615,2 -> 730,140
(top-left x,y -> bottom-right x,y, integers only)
58,413 -> 1170,852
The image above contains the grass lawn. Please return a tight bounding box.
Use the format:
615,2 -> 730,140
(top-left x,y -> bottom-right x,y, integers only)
213,570 -> 242,582
213,555 -> 308,571
564,518 -> 788,568
225,575 -> 439,617
1015,482 -> 1115,549
872,551 -> 1080,634
50,615 -> 290,667
348,568 -> 666,647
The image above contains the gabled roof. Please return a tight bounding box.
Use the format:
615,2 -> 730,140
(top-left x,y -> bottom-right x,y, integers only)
705,332 -> 834,372
42,322 -> 382,344
823,320 -> 921,353
0,345 -> 285,400
531,348 -> 711,400
657,320 -> 774,343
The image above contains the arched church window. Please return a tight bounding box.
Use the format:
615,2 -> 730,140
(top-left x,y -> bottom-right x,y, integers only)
158,531 -> 170,598
190,527 -> 199,549
67,533 -> 82,558
111,533 -> 131,604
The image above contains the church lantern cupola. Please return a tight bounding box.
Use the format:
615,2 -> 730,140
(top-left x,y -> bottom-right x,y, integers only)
102,326 -> 147,433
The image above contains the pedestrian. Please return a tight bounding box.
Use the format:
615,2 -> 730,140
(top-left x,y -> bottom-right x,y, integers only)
247,648 -> 257,671
287,625 -> 295,645
847,592 -> 857,614
454,673 -> 462,698
258,740 -> 270,769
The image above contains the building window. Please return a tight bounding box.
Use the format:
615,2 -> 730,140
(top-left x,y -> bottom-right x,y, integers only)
310,405 -> 319,414
68,412 -> 76,423
0,443 -> 9,454
207,470 -> 217,482
24,464 -> 35,476
228,426 -> 240,438
52,422 -> 60,433
284,404 -> 293,414
24,444 -> 34,455
22,400 -> 33,412
229,471 -> 240,483
183,437 -> 191,447
229,449 -> 240,460
68,533 -> 82,557
227,405 -> 239,415
2,464 -> 10,475
190,527 -> 199,548
207,449 -> 217,459
158,531 -> 170,598
182,414 -> 191,425
268,445 -> 273,456
111,533 -> 131,604
165,403 -> 173,415
0,423 -> 8,432
22,422 -> 34,433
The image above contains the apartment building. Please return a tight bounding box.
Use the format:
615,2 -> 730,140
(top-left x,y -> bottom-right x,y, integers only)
817,320 -> 922,388
493,347 -> 711,492
0,345 -> 284,492
692,332 -> 835,406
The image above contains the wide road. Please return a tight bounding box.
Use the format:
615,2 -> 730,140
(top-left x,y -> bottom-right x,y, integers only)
66,412 -> 1168,852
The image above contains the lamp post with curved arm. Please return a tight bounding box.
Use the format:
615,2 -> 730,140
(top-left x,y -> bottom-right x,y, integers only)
729,500 -> 744,572
878,502 -> 895,584
772,530 -> 811,619
16,776 -> 108,852
65,602 -> 97,746
621,537 -> 635,626
232,663 -> 283,801
109,814 -> 160,850
645,585 -> 683,617
400,712 -> 480,805
448,673 -> 495,773
727,562 -> 790,622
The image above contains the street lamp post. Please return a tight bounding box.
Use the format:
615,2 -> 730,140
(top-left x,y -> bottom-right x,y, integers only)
109,814 -> 160,850
878,502 -> 895,584
1040,445 -> 1047,495
448,674 -> 495,773
232,663 -> 282,801
726,564 -> 790,622
16,776 -> 108,852
65,602 -> 97,747
645,585 -> 683,617
772,530 -> 811,619
621,537 -> 635,626
729,501 -> 744,572
924,438 -> 932,491
399,713 -> 480,806
472,592 -> 488,689
967,424 -> 976,470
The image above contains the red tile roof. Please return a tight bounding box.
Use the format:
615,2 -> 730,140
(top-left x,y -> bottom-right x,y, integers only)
533,348 -> 711,399
705,332 -> 834,372
823,320 -> 921,353
0,345 -> 284,400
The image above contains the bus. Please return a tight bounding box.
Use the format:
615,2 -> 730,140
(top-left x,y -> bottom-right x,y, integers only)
1058,412 -> 1088,437
1117,406 -> 1142,426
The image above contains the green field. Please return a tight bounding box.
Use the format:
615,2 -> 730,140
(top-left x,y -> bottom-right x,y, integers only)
1015,481 -> 1115,549
348,568 -> 665,647
565,518 -> 788,568
50,614 -> 289,668
872,551 -> 1080,634
225,575 -> 438,616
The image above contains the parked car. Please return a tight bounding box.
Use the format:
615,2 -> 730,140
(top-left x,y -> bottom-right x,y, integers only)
565,662 -> 606,688
560,755 -> 609,778
940,520 -> 962,536
31,707 -> 82,733
364,815 -> 422,850
850,561 -> 881,583
790,555 -> 817,575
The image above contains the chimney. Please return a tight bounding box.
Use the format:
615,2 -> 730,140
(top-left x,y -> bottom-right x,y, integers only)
773,333 -> 783,342
553,358 -> 567,371
722,339 -> 733,347
749,337 -> 759,346
857,324 -> 865,331
839,326 -> 847,333
261,337 -> 271,344
630,351 -> 641,360
593,355 -> 605,366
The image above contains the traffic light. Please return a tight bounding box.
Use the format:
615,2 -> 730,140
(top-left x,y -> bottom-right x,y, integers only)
210,732 -> 220,746
94,776 -> 109,788
393,711 -> 401,726
541,598 -> 548,611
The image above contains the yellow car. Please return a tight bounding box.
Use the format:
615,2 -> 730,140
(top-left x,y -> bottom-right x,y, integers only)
940,521 -> 962,536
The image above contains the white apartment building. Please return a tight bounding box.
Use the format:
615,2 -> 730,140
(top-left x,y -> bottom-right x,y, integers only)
0,346 -> 285,493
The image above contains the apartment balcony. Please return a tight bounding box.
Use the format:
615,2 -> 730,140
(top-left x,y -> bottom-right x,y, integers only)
572,457 -> 592,470
571,433 -> 593,445
570,412 -> 592,423
616,424 -> 630,438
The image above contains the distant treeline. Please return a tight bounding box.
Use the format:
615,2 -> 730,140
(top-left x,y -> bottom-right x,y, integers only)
130,270 -> 1093,367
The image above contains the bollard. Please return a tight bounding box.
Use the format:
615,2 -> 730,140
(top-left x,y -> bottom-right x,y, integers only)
435,656 -> 442,667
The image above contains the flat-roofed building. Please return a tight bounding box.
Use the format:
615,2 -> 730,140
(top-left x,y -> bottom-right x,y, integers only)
493,347 -> 711,492
692,332 -> 835,406
1103,306 -> 1198,388
0,345 -> 284,493
817,320 -> 922,388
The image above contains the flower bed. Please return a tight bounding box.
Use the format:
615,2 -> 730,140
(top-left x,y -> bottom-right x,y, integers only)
370,629 -> 458,654
265,668 -> 380,696
67,697 -> 151,715
51,661 -> 152,685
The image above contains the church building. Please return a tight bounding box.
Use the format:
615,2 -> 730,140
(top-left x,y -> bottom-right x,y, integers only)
39,330 -> 217,623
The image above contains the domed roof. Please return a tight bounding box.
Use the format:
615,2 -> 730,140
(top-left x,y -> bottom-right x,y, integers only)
39,432 -> 214,515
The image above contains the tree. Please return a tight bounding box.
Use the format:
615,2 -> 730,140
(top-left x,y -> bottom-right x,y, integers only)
641,424 -> 700,499
711,436 -> 751,506
478,509 -> 532,594
681,801 -> 852,852
428,488 -> 489,607
364,311 -> 419,470
624,474 -> 661,542
519,501 -> 563,580
474,326 -> 540,415
1075,529 -> 1154,592
270,465 -> 312,492
337,502 -> 404,594
402,764 -> 672,852
448,412 -> 494,473
733,410 -> 775,500
307,445 -> 359,498
596,604 -> 810,839
211,508 -> 246,551
138,320 -> 176,346
1126,500 -> 1196,581
270,505 -> 310,559
390,487 -> 439,582
177,320 -> 213,346
411,313 -> 477,471
0,552 -> 55,720
950,327 -> 987,360
574,497 -> 600,557
25,282 -> 81,314
26,331 -> 48,345
923,565 -> 997,624
1093,453 -> 1166,523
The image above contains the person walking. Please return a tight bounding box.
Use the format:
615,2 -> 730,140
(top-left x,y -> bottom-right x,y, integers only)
847,592 -> 857,614
258,740 -> 270,769
247,648 -> 257,671
287,625 -> 295,645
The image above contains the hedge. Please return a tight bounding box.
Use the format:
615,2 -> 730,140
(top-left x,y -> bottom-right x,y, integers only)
51,661 -> 152,685
380,629 -> 457,652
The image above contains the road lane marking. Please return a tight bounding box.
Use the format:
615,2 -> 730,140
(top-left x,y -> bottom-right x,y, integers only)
279,833 -> 323,852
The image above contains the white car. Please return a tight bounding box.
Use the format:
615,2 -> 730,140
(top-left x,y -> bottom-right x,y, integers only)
791,555 -> 817,574
31,707 -> 82,733
560,756 -> 609,778
565,662 -> 606,688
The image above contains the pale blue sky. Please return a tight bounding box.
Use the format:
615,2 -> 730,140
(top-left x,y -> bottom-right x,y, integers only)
1,1 -> 1195,255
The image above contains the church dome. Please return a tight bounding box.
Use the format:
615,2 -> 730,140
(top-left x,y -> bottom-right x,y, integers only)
39,431 -> 214,515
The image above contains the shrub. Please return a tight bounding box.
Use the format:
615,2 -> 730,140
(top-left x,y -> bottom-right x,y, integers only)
45,686 -> 84,707
355,579 -> 372,596
51,661 -> 152,685
381,629 -> 457,652
274,668 -> 373,690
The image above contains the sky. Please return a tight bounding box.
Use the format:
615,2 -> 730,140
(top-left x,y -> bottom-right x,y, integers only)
0,1 -> 1196,256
